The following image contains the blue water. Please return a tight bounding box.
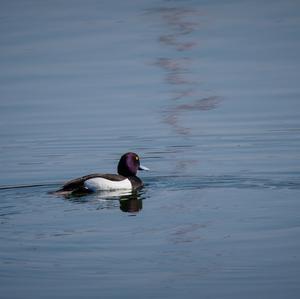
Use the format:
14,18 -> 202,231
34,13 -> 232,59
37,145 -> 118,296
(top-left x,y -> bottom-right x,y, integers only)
1,1 -> 300,298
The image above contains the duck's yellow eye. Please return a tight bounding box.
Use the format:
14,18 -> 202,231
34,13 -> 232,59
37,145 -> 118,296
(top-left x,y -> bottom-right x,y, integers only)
135,156 -> 139,160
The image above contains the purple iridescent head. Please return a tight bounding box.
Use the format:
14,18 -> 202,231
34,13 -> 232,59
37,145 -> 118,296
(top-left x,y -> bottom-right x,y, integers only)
117,152 -> 149,177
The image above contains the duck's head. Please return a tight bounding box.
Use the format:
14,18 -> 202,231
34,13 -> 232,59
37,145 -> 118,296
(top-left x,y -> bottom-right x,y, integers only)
117,152 -> 149,177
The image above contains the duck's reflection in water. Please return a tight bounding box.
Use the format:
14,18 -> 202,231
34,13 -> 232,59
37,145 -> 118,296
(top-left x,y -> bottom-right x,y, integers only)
119,192 -> 143,213
65,189 -> 144,214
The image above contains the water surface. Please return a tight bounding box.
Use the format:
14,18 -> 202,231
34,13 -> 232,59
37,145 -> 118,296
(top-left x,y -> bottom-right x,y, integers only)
1,1 -> 300,298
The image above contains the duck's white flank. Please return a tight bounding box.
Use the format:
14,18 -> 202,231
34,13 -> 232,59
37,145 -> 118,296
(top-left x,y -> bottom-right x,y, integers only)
84,178 -> 132,191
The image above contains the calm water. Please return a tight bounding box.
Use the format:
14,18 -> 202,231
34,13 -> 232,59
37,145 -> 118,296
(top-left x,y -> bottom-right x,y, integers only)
1,0 -> 300,298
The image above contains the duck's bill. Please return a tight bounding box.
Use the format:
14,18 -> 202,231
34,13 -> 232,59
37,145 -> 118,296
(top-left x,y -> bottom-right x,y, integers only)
139,165 -> 150,171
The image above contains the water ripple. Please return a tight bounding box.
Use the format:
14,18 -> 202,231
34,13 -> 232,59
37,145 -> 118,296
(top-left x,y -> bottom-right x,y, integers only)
146,174 -> 300,190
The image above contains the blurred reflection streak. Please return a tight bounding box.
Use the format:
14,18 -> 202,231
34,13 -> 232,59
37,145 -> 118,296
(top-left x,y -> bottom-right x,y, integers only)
176,41 -> 197,51
166,73 -> 190,85
155,57 -> 191,85
155,57 -> 190,72
148,6 -> 221,136
171,89 -> 194,101
157,7 -> 199,34
164,96 -> 221,135
159,34 -> 177,46
157,7 -> 198,50
164,112 -> 191,135
175,96 -> 221,112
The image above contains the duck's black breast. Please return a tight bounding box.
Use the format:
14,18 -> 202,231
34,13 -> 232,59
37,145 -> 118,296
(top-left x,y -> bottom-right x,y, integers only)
59,173 -> 127,192
128,176 -> 143,190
